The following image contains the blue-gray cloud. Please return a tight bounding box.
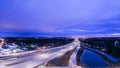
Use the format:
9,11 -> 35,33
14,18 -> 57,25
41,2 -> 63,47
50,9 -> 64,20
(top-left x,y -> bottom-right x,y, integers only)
0,0 -> 120,36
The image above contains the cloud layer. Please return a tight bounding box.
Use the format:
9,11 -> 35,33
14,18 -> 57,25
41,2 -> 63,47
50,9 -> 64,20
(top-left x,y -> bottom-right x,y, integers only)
0,0 -> 120,36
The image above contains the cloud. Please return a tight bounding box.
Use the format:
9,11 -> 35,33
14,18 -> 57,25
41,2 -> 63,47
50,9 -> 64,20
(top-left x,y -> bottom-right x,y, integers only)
58,29 -> 87,33
0,0 -> 120,36
111,33 -> 120,36
58,28 -> 109,33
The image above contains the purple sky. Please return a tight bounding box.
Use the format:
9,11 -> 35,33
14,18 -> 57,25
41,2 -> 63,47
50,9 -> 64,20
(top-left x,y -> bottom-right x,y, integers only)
0,0 -> 120,36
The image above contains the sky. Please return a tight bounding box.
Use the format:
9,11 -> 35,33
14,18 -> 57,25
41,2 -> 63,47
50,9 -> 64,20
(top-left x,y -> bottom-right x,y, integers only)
0,0 -> 120,37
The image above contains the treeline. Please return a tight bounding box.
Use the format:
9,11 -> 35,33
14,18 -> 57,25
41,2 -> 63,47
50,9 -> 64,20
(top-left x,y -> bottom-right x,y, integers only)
81,37 -> 120,58
4,37 -> 74,47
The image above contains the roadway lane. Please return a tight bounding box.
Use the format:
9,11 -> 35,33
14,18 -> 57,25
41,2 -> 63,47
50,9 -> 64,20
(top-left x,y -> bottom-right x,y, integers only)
69,46 -> 81,68
69,38 -> 82,68
0,39 -> 78,68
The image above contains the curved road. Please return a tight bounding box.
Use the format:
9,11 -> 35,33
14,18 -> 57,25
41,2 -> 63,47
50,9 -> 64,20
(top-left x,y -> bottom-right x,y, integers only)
1,38 -> 120,68
0,38 -> 79,68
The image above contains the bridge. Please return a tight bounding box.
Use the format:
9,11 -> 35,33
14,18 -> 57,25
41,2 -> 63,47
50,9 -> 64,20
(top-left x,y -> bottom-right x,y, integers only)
0,38 -> 81,68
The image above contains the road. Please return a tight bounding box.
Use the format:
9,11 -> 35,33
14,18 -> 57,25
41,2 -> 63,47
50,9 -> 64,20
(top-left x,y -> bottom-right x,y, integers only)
0,38 -> 80,68
1,38 -> 119,68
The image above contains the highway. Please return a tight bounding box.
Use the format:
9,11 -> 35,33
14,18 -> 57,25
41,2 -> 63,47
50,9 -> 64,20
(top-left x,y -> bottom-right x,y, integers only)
0,38 -> 81,68
1,38 -> 119,68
